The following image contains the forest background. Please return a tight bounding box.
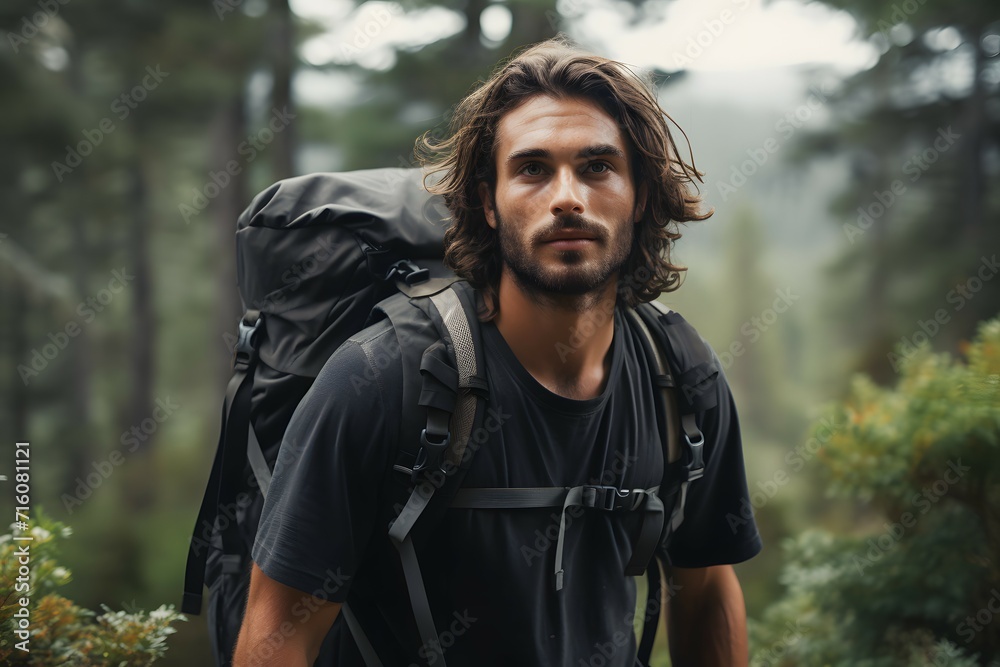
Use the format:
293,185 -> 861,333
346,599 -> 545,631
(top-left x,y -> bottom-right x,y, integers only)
1,0 -> 999,664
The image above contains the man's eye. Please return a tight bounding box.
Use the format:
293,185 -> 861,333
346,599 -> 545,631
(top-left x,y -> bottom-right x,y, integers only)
588,162 -> 611,173
520,163 -> 543,176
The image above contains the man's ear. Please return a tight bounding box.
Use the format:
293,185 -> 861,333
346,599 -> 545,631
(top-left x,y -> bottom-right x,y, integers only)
479,181 -> 497,229
634,183 -> 648,224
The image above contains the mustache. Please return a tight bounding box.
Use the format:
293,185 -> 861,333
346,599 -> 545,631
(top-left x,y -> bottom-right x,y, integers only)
531,214 -> 607,244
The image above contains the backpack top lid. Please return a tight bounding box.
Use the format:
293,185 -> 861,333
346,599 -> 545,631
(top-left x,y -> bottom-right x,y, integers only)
234,167 -> 453,377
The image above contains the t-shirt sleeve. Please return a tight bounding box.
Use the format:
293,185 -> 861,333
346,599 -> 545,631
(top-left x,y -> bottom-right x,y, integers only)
659,356 -> 763,567
251,330 -> 396,602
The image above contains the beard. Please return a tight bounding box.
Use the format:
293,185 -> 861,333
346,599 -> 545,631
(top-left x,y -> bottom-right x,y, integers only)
495,208 -> 634,311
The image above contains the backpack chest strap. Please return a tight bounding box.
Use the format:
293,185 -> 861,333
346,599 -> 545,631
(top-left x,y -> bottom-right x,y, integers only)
451,484 -> 664,591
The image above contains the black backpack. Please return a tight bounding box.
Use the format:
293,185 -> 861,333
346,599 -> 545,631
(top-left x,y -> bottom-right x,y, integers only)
181,167 -> 720,667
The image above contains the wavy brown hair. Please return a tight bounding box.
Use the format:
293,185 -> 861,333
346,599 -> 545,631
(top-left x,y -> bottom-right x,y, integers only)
416,35 -> 712,320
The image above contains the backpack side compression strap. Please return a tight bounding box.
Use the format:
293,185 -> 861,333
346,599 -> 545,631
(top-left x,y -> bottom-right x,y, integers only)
183,311 -> 263,616
246,424 -> 271,499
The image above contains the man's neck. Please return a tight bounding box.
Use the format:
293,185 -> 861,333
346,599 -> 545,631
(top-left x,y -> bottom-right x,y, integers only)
488,270 -> 619,401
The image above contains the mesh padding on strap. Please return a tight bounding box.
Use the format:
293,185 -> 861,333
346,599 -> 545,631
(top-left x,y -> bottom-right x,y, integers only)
428,288 -> 478,467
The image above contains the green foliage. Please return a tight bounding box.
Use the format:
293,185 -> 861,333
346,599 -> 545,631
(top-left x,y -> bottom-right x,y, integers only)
0,509 -> 185,665
751,319 -> 1000,665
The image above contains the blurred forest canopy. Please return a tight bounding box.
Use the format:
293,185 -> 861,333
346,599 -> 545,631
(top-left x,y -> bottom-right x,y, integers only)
0,0 -> 997,663
794,0 -> 1000,384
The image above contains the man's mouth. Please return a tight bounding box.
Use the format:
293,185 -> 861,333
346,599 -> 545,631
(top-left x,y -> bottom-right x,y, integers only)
544,238 -> 594,249
542,231 -> 597,247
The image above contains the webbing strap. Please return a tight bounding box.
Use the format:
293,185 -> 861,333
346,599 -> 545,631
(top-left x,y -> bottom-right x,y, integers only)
451,485 -> 662,592
247,425 -> 271,499
626,493 -> 664,577
183,311 -> 261,615
398,535 -> 445,666
450,487 -> 567,508
182,400 -> 231,615
388,482 -> 433,544
182,355 -> 256,614
636,559 -> 662,666
554,486 -> 585,591
670,481 -> 690,532
343,603 -> 384,667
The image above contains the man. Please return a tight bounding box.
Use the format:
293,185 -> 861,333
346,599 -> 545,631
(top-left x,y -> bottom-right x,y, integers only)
234,36 -> 761,666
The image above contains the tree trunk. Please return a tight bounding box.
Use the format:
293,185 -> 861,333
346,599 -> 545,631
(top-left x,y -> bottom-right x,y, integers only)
860,61 -> 895,384
505,0 -> 558,52
9,284 -> 28,443
213,94 -> 248,390
59,40 -> 97,500
62,212 -> 97,499
122,136 -> 157,511
961,28 -> 986,246
271,0 -> 296,180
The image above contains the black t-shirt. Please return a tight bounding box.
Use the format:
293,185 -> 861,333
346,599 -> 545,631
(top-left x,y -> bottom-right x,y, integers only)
252,300 -> 761,666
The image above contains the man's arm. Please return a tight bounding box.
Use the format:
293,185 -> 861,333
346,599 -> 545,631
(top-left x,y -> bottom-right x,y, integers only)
233,563 -> 342,667
664,564 -> 748,667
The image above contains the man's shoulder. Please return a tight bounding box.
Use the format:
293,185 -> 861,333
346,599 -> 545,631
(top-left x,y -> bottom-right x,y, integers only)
346,316 -> 399,358
308,317 -> 405,402
623,303 -> 727,380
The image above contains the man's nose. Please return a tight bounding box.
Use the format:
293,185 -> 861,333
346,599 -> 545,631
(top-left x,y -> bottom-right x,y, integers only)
549,168 -> 585,217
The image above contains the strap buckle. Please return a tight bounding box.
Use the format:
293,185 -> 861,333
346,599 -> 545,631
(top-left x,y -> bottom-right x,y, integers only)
233,312 -> 261,370
412,428 -> 450,480
684,431 -> 705,481
386,259 -> 430,286
582,485 -> 633,511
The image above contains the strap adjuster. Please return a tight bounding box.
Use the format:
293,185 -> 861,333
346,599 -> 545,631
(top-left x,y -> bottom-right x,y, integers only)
412,428 -> 450,480
582,485 -> 632,511
386,259 -> 430,285
684,431 -> 705,481
233,312 -> 261,369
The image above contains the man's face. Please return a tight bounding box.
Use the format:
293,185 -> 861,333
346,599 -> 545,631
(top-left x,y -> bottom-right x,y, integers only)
479,94 -> 645,303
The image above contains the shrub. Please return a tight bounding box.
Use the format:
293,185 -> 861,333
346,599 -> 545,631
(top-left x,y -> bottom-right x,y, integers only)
0,508 -> 186,665
750,319 -> 1000,666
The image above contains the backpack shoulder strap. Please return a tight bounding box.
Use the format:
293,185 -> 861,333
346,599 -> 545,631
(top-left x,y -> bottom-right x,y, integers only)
366,278 -> 489,481
626,300 -> 720,667
359,279 -> 490,667
634,301 -> 719,497
625,306 -> 682,465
